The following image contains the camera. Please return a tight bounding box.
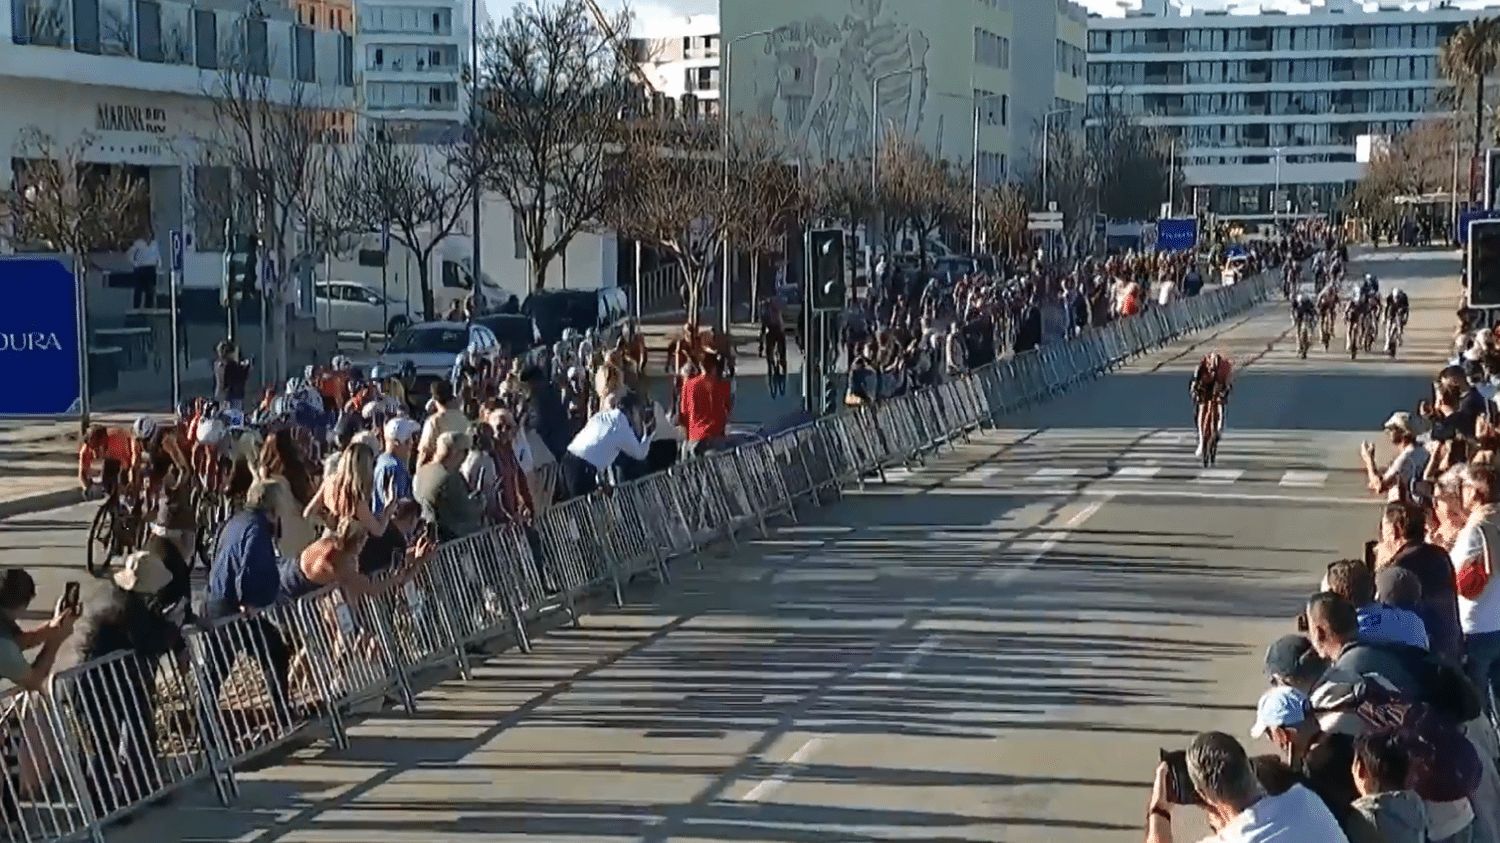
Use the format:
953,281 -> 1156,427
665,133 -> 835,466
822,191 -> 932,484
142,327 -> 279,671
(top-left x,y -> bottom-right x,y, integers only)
1159,749 -> 1202,806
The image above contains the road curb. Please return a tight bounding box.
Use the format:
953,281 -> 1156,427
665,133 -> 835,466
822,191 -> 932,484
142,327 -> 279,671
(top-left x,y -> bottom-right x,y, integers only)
0,490 -> 82,521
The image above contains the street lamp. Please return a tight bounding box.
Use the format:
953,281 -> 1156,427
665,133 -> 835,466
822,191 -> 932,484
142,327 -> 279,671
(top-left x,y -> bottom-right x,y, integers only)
720,28 -> 775,334
1272,146 -> 1285,225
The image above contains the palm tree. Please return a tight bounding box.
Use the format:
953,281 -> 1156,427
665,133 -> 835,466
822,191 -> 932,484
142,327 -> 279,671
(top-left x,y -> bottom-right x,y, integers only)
1441,17 -> 1500,171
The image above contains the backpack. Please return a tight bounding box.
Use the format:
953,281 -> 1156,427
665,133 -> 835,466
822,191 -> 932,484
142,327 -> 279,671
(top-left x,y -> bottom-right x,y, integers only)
1348,680 -> 1481,803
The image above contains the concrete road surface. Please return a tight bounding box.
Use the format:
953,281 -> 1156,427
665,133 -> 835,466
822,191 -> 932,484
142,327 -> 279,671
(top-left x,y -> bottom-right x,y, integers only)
15,249 -> 1464,841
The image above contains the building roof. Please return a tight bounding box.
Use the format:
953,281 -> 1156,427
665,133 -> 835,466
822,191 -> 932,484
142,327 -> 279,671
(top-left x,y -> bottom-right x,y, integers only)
1090,0 -> 1493,17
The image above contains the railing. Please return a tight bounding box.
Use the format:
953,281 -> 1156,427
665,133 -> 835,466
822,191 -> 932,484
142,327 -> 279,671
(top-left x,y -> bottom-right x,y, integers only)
3,269 -> 1276,842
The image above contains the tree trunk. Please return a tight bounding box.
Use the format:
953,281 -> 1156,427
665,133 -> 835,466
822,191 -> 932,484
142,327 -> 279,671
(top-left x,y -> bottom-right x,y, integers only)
530,252 -> 548,292
1476,75 -> 1487,200
750,252 -> 760,315
416,257 -> 435,320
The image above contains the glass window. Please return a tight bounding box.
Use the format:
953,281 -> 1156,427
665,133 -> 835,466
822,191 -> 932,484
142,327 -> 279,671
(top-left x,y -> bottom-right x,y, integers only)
136,0 -> 162,61
247,18 -> 268,76
194,9 -> 216,68
293,24 -> 315,82
72,0 -> 100,53
193,166 -> 231,252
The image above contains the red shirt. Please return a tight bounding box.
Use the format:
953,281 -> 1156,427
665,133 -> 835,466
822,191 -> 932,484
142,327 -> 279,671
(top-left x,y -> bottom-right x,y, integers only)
680,374 -> 730,441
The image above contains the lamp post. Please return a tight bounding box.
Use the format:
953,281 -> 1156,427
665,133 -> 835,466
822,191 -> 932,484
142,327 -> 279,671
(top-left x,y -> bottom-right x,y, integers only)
1272,146 -> 1285,226
720,28 -> 775,334
469,0 -> 482,311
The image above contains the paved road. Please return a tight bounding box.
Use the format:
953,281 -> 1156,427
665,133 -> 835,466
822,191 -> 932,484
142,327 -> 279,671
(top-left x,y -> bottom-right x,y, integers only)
10,249 -> 1461,840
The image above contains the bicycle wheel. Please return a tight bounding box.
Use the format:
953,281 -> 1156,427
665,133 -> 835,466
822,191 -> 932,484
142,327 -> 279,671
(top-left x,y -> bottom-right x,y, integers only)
86,502 -> 118,577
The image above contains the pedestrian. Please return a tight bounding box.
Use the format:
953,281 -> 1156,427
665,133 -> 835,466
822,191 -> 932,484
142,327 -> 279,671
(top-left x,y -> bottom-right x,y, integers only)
1379,501 -> 1463,662
127,228 -> 160,309
414,431 -> 483,542
1249,686 -> 1365,836
212,341 -> 251,412
679,351 -> 730,457
560,392 -> 654,499
1350,730 -> 1428,843
250,430 -> 317,560
373,416 -> 418,517
1451,462 -> 1500,716
1360,412 -> 1429,502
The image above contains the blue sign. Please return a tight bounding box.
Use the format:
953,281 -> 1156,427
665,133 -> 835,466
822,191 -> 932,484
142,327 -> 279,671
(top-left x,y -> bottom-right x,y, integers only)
1459,210 -> 1500,246
169,229 -> 183,272
0,259 -> 82,416
1158,217 -> 1199,252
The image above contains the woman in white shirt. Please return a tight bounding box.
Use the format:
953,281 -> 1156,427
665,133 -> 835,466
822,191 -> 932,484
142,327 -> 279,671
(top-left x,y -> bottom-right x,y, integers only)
1452,463 -> 1500,721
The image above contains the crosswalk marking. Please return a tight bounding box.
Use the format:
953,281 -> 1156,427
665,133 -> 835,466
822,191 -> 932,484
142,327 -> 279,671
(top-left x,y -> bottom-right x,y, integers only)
1280,470 -> 1329,488
1112,466 -> 1161,480
964,464 -> 1005,484
1027,467 -> 1081,482
1195,468 -> 1244,484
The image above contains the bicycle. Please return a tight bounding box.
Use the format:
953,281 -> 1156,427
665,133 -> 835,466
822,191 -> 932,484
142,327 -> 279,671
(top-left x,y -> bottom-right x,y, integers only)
87,488 -> 146,577
1296,318 -> 1312,359
1385,316 -> 1404,359
1198,396 -> 1224,467
1319,310 -> 1336,351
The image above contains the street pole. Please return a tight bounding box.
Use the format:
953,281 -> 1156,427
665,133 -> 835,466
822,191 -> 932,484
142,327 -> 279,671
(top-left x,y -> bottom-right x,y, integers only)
1167,135 -> 1176,216
970,99 -> 980,254
1273,147 -> 1283,226
1452,135 -> 1462,244
469,0 -> 482,313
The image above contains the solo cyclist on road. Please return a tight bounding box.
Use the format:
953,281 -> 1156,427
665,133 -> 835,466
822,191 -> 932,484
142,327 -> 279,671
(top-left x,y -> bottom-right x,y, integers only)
1190,351 -> 1234,458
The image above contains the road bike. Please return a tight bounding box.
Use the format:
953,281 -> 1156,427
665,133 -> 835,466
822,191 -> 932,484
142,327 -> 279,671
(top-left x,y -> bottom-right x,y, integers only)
1385,316 -> 1405,359
1296,318 -> 1313,359
1199,399 -> 1223,467
1346,317 -> 1362,361
763,327 -> 788,398
87,489 -> 146,576
1319,309 -> 1337,351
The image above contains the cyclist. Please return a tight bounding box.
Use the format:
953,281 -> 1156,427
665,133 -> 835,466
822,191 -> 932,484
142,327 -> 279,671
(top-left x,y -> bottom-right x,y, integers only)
1360,272 -> 1380,301
1317,282 -> 1341,348
1292,292 -> 1317,354
1385,287 -> 1410,331
78,424 -> 133,497
1190,351 -> 1233,458
760,295 -> 789,398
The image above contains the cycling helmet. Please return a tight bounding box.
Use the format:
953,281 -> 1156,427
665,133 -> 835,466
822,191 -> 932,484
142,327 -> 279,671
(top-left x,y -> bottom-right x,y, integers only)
303,364 -> 317,380
1392,287 -> 1403,298
196,417 -> 227,446
223,409 -> 245,428
131,416 -> 159,441
201,400 -> 221,419
332,355 -> 353,371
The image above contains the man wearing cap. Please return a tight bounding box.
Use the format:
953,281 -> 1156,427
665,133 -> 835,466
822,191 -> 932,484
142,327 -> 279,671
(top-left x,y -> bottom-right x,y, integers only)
1250,686 -> 1363,833
1360,412 -> 1428,502
374,416 -> 418,517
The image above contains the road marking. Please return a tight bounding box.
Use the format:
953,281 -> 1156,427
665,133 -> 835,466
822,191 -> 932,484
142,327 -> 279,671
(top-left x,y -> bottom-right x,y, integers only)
993,497 -> 1110,587
1112,466 -> 1161,480
883,467 -> 915,482
741,737 -> 826,803
1027,467 -> 1080,482
914,486 -> 1373,506
965,464 -> 1005,484
883,634 -> 943,680
1195,468 -> 1243,484
1280,470 -> 1329,488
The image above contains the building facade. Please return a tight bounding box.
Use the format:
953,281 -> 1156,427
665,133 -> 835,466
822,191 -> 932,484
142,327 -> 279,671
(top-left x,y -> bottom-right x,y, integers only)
354,0 -> 478,139
2,0 -> 354,287
629,14 -> 721,118
1086,0 -> 1474,221
711,0 -> 1087,188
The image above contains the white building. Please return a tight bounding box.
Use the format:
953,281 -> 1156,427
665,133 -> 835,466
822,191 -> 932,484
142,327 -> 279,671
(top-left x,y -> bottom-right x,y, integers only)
1,0 -> 354,290
1086,0 -> 1476,221
355,0 -> 482,139
629,14 -> 721,118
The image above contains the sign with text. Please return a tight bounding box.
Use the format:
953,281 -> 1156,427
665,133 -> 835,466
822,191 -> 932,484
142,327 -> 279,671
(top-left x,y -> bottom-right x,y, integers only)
95,104 -> 167,135
0,259 -> 82,416
1157,217 -> 1199,252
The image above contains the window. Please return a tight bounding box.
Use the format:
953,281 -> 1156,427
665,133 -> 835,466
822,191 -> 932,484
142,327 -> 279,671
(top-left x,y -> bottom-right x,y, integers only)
340,33 -> 353,84
973,28 -> 1009,68
72,0 -> 100,54
194,8 -> 216,68
193,166 -> 231,252
373,46 -> 383,66
293,24 -> 315,82
430,11 -> 440,32
247,18 -> 268,76
136,0 -> 163,61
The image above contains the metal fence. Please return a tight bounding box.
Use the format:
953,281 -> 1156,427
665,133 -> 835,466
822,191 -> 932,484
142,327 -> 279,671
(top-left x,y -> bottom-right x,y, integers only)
3,269 -> 1275,841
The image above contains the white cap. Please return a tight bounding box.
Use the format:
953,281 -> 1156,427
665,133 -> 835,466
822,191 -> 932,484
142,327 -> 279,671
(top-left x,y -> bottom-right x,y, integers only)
351,430 -> 380,451
1384,411 -> 1417,435
384,417 -> 420,443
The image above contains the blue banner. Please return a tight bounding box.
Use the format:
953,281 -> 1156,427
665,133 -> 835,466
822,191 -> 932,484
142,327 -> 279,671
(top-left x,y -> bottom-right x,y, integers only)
0,259 -> 82,416
1158,217 -> 1199,253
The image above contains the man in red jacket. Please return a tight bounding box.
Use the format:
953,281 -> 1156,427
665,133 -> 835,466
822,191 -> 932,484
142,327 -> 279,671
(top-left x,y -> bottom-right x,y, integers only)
679,351 -> 731,457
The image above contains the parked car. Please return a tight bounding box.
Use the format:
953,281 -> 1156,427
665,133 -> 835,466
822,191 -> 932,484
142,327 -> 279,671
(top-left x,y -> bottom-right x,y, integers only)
523,288 -> 630,345
473,313 -> 542,359
314,281 -> 410,336
368,321 -> 502,402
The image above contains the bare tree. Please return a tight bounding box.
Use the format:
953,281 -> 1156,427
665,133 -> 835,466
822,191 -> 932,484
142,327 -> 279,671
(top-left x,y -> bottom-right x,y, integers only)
344,130 -> 481,320
0,129 -> 148,262
734,129 -> 808,309
1350,118 -> 1465,231
1024,122 -> 1097,251
200,24 -> 356,381
609,118 -> 796,321
476,0 -> 636,290
876,135 -> 964,265
1089,110 -> 1175,220
809,157 -> 876,230
978,183 -> 1029,258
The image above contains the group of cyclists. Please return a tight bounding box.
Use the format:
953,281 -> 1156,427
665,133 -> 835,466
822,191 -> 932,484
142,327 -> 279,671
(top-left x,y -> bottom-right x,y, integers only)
1291,269 -> 1410,360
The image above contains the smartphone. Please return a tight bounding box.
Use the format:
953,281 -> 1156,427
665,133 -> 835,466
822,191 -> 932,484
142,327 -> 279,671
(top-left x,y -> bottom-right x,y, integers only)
1159,749 -> 1201,806
1363,540 -> 1379,570
62,581 -> 81,613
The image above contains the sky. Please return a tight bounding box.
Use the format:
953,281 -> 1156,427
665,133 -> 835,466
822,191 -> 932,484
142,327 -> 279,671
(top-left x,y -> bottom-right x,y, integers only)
485,0 -> 1500,28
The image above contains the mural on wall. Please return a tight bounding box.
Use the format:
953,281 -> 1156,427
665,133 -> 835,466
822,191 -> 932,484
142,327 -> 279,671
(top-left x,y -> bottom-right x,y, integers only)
746,0 -> 933,162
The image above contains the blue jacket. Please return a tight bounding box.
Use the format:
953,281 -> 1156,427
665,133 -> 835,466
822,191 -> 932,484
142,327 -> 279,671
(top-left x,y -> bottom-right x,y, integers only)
208,510 -> 283,610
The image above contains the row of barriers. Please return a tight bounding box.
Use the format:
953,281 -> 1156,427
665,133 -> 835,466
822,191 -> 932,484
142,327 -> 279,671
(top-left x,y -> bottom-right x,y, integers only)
1,267 -> 1276,842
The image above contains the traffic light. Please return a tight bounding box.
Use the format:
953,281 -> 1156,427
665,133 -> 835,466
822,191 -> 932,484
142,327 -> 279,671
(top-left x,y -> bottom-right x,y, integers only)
1470,220 -> 1500,307
808,228 -> 846,311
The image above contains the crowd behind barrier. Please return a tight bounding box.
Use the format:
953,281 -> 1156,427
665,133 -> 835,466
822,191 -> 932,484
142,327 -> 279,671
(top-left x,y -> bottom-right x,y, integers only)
1,267 -> 1276,842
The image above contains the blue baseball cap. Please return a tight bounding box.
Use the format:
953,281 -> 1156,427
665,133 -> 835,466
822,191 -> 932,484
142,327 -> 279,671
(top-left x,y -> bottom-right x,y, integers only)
1250,686 -> 1309,738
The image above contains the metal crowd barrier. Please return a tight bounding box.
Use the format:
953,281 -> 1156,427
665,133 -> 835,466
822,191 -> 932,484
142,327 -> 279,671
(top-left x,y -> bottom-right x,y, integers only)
11,266 -> 1276,841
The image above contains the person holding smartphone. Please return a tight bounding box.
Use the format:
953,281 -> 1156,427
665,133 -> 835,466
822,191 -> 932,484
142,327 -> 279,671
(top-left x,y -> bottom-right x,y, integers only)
559,392 -> 654,500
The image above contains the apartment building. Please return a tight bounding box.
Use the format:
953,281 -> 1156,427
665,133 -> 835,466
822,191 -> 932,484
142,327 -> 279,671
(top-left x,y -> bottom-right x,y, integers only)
1086,0 -> 1476,220
355,0 -> 481,139
2,0 -> 354,285
629,14 -> 721,118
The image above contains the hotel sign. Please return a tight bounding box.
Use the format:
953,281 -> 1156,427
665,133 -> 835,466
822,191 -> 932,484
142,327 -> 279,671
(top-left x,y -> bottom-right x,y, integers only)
95,104 -> 167,135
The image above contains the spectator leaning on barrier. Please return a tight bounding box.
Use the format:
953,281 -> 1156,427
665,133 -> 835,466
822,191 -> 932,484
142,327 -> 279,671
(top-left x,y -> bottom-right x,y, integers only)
1452,462 -> 1500,716
1361,412 -> 1429,502
1350,730 -> 1428,843
1322,559 -> 1430,650
1145,731 -> 1348,843
679,351 -> 731,457
561,392 -> 654,499
359,499 -> 423,576
415,431 -> 483,542
1379,501 -> 1464,663
1248,686 -> 1367,837
0,569 -> 76,694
